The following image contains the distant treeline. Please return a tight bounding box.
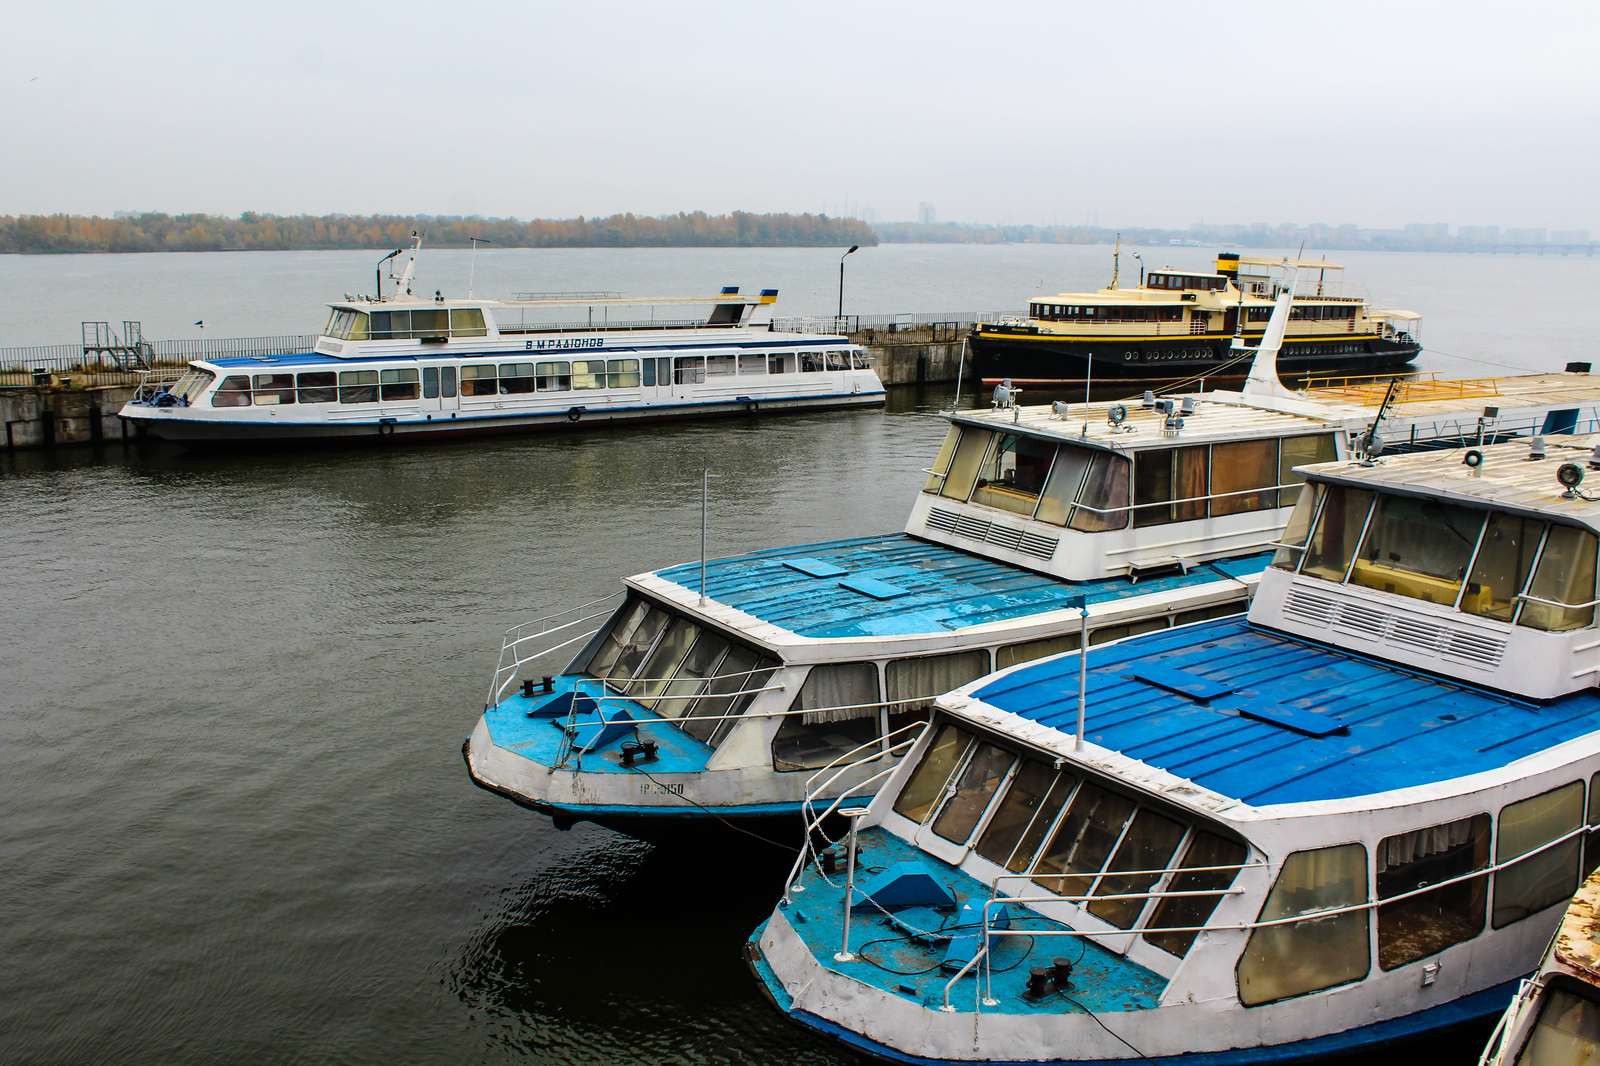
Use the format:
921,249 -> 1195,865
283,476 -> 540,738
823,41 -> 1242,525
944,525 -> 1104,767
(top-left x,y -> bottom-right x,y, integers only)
0,211 -> 880,254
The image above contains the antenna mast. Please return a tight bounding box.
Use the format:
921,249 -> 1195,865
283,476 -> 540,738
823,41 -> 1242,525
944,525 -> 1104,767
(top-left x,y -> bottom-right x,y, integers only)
1109,233 -> 1121,289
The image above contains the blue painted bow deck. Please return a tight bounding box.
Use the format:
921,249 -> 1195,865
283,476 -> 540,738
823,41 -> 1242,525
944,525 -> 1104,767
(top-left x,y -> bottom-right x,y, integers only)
654,535 -> 1269,639
760,828 -> 1166,1015
974,616 -> 1600,807
484,676 -> 713,775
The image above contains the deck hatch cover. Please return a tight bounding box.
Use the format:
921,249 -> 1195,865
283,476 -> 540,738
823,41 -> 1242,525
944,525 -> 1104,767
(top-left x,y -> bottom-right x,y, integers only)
784,557 -> 849,578
1234,703 -> 1349,738
840,576 -> 912,600
1129,664 -> 1237,702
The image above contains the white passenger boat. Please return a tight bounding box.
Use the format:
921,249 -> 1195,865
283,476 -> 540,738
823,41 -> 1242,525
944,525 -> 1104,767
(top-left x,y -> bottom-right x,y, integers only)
118,237 -> 884,443
1480,869 -> 1600,1066
750,432 -> 1600,1063
463,263 -> 1600,836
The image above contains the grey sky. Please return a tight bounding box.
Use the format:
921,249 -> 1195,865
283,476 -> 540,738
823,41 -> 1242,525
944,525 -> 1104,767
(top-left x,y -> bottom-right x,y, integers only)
3,0 -> 1596,229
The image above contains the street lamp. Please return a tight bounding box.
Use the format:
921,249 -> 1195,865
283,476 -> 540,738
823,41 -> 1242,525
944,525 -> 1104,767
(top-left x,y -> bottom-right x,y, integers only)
1132,251 -> 1144,287
838,244 -> 859,322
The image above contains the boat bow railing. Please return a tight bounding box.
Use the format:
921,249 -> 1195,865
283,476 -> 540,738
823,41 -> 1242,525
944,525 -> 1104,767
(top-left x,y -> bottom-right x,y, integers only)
486,592 -> 625,710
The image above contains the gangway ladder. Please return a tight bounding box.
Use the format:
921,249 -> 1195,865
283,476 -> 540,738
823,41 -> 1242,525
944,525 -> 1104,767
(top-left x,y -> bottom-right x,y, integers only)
81,320 -> 153,370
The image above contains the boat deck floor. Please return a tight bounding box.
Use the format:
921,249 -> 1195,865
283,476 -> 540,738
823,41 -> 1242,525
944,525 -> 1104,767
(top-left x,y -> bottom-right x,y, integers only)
483,675 -> 711,774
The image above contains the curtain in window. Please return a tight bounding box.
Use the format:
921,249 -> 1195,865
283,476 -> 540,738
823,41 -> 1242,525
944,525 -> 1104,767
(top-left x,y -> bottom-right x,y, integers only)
885,651 -> 990,713
1211,439 -> 1278,516
794,663 -> 881,724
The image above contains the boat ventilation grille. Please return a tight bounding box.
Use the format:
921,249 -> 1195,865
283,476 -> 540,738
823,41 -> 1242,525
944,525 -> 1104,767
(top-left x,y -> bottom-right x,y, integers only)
925,507 -> 1058,561
1282,585 -> 1507,668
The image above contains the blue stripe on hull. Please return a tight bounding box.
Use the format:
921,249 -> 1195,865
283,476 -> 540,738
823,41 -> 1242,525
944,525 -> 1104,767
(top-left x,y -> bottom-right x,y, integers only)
746,923 -> 1513,1066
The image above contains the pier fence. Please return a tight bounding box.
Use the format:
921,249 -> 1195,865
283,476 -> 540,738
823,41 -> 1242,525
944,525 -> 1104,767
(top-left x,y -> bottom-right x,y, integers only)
0,334 -> 319,388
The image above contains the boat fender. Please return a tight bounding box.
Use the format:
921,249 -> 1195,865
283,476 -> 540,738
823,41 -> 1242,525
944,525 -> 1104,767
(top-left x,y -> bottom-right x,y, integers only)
378,420 -> 396,438
568,406 -> 584,423
746,400 -> 759,413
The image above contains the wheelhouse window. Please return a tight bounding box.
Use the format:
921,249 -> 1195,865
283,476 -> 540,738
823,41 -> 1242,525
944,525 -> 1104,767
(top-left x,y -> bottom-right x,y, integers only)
380,368 -> 420,401
893,723 -> 970,823
923,426 -> 962,494
939,428 -> 994,501
449,308 -> 487,337
1034,446 -> 1092,525
1463,513 -> 1546,621
409,309 -> 447,339
297,372 -> 336,404
971,433 -> 1057,517
461,364 -> 498,397
975,760 -> 1074,872
1300,485 -> 1375,582
851,351 -> 872,369
1350,495 -> 1484,606
771,662 -> 882,771
322,309 -> 370,340
338,370 -> 378,404
1495,782 -> 1583,928
1238,843 -> 1370,1006
1069,452 -> 1130,532
212,374 -> 252,407
536,361 -> 571,392
1279,433 -> 1338,495
1521,525 -> 1599,631
252,373 -> 295,405
929,742 -> 1014,844
1376,814 -> 1489,970
1271,483 -> 1324,571
825,350 -> 851,371
168,368 -> 215,403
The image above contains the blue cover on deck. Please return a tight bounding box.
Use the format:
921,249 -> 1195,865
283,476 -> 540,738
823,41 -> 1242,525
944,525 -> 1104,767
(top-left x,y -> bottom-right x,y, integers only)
653,534 -> 1269,638
973,617 -> 1600,806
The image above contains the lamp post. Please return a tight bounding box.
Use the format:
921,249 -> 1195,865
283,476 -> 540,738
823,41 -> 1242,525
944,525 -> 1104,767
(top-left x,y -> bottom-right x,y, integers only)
1132,251 -> 1144,287
838,244 -> 859,325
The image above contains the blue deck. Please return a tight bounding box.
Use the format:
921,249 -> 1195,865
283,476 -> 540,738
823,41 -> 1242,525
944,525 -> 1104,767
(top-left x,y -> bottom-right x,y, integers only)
654,535 -> 1268,639
769,828 -> 1166,1015
483,676 -> 711,774
973,617 -> 1600,806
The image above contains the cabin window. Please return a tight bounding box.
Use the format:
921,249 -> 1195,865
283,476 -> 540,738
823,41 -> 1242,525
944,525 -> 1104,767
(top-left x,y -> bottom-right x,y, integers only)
1144,832 -> 1248,958
422,367 -> 440,399
772,662 -> 882,771
738,354 -> 766,375
922,426 -> 962,494
626,618 -> 699,706
996,633 -> 1080,670
940,428 -> 994,501
379,368 -> 420,401
885,651 -> 991,715
652,631 -> 735,723
461,364 -> 498,397
852,351 -> 872,369
606,358 -> 641,389
930,743 -> 1015,844
825,350 -> 851,371
971,433 -> 1057,516
706,355 -> 738,377
212,375 -> 252,407
297,372 -> 337,404
369,311 -> 404,339
800,351 -> 825,373
1514,979 -> 1600,1066
252,373 -> 295,405
441,366 -> 458,398
337,370 -> 378,404
1088,808 -> 1188,928
975,761 -> 1074,871
1272,484 -> 1326,571
1350,495 -> 1484,606
449,308 -> 486,337
323,309 -> 370,341
1376,814 -> 1489,970
769,353 -> 797,374
168,368 -> 216,403
1462,513 -> 1546,621
1070,452 -> 1130,532
1300,486 -> 1375,582
409,309 -> 448,339
675,357 -> 705,385
1089,617 -> 1169,645
1032,782 -> 1137,899
570,359 -> 606,390
1237,843 -> 1370,1006
642,359 -> 656,387
1174,602 -> 1244,626
497,363 -> 535,395
536,362 -> 571,392
1210,439 -> 1278,516
1133,447 -> 1208,526
1495,782 -> 1583,928
1279,434 -> 1338,499
698,651 -> 781,748
893,724 -> 971,823
1034,446 -> 1092,526
585,600 -> 669,686
1520,525 -> 1599,631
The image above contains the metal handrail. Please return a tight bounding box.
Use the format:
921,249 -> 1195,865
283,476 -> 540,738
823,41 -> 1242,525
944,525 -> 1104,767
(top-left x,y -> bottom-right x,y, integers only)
486,592 -> 625,708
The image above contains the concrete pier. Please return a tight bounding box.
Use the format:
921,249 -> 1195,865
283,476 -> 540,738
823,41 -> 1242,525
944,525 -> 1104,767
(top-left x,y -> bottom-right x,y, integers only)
0,385 -> 138,450
848,324 -> 967,386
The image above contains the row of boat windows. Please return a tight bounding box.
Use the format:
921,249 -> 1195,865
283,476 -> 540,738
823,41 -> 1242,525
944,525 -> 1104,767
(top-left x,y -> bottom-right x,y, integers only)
893,723 -> 1600,1003
1029,304 -> 1186,323
1146,273 -> 1228,291
1288,304 -> 1361,321
924,425 -> 1337,530
322,307 -> 489,341
1272,482 -> 1600,630
580,595 -> 1240,762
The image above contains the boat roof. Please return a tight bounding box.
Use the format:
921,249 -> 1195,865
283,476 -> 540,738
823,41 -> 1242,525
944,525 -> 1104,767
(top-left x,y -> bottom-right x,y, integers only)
649,534 -> 1268,639
966,615 -> 1600,808
949,397 -> 1338,452
330,289 -> 777,311
1306,432 -> 1600,525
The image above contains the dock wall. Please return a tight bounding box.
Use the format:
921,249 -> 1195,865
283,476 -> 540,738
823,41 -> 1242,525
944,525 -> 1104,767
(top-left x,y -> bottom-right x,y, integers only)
849,324 -> 968,387
0,386 -> 138,450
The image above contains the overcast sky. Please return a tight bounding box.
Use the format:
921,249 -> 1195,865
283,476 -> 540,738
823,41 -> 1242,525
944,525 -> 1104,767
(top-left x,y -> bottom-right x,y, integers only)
3,0 -> 1595,229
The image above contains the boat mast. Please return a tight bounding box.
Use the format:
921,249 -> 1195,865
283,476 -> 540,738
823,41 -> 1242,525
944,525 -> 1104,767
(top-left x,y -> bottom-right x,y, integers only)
393,231 -> 423,298
1109,233 -> 1121,289
1239,259 -> 1301,400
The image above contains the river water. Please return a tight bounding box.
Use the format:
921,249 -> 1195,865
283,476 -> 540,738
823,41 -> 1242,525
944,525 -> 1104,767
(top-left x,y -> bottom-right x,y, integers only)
1,245 -> 1582,1064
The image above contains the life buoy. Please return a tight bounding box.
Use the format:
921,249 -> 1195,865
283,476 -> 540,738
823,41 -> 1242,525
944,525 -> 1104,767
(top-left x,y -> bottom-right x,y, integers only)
378,421 -> 395,437
567,407 -> 583,423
